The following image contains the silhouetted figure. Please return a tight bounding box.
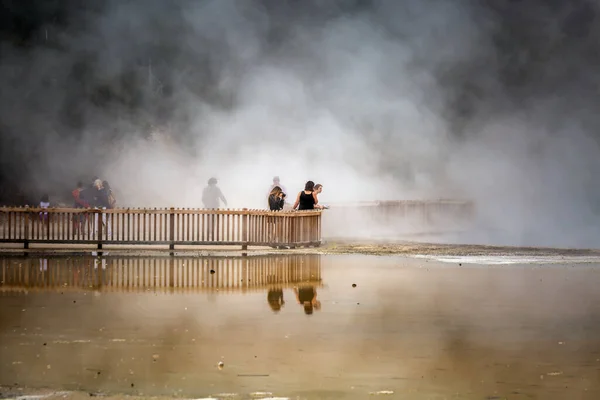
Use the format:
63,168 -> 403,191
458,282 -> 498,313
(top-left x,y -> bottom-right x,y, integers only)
72,181 -> 89,234
100,181 -> 116,209
90,179 -> 109,236
294,285 -> 321,315
94,179 -> 110,208
267,288 -> 285,313
101,181 -> 115,237
202,177 -> 227,209
72,182 -> 89,208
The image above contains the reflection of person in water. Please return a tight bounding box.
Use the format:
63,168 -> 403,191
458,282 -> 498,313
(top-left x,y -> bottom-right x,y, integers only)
294,286 -> 321,315
267,288 -> 285,313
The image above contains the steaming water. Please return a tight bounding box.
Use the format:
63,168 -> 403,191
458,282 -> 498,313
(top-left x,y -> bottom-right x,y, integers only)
1,254 -> 600,399
412,254 -> 600,265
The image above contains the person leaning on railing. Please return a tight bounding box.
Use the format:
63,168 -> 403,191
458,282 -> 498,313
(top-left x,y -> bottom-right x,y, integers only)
292,180 -> 325,210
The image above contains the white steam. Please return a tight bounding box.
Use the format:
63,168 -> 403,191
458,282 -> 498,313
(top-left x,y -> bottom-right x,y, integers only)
2,0 -> 600,248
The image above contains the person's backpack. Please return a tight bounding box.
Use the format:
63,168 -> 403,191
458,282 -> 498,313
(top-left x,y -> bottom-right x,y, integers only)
107,190 -> 117,208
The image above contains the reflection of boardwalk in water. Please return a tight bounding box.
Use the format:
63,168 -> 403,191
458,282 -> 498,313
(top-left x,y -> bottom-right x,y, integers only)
0,255 -> 322,293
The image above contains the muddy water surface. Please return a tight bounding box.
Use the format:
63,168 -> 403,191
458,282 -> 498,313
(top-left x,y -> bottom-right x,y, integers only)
1,254 -> 600,399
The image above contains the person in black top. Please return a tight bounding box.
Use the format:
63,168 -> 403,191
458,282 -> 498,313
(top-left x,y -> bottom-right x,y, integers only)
293,180 -> 323,210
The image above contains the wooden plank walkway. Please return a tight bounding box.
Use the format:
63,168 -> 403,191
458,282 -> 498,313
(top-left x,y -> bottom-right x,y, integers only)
0,207 -> 322,250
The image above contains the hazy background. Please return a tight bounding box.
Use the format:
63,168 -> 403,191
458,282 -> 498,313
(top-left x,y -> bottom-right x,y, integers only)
1,0 -> 600,247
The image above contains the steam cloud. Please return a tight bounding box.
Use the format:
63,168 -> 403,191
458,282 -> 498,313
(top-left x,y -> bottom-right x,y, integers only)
1,0 -> 599,247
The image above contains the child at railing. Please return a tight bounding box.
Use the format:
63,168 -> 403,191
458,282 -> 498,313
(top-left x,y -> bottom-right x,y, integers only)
39,194 -> 50,224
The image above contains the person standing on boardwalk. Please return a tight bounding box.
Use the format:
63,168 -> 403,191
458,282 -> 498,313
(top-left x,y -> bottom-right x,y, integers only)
202,177 -> 228,209
202,177 -> 227,241
92,179 -> 108,236
72,181 -> 90,234
268,176 -> 288,198
101,180 -> 115,237
293,180 -> 323,210
267,185 -> 285,246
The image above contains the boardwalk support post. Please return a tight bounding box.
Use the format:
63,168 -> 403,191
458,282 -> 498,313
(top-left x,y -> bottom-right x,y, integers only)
97,208 -> 103,254
169,207 -> 175,256
241,208 -> 248,253
97,209 -> 102,249
24,211 -> 29,250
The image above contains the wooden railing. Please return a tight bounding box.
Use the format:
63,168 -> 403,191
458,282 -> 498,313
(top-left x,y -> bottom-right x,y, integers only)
323,199 -> 475,237
0,207 -> 322,250
326,199 -> 475,223
0,254 -> 322,293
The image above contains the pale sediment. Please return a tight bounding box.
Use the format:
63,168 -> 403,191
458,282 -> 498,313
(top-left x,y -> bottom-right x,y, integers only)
1,239 -> 600,258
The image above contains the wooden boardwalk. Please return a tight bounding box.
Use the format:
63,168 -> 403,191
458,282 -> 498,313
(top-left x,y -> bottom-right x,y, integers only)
0,254 -> 322,293
0,207 -> 322,251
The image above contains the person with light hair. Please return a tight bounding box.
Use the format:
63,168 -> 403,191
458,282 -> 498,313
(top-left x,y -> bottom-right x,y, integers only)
92,179 -> 109,237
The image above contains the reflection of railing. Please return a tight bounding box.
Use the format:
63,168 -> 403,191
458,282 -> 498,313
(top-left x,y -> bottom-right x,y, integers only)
0,207 -> 322,250
0,255 -> 322,293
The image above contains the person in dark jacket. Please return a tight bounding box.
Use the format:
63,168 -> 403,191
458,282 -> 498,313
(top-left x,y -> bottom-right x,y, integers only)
94,179 -> 110,208
268,186 -> 285,211
267,186 -> 286,247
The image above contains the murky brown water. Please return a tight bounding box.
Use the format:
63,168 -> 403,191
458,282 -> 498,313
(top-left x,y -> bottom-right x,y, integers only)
1,254 -> 600,399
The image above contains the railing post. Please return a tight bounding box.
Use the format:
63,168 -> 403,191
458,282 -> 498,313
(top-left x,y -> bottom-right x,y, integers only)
241,208 -> 248,252
46,210 -> 51,240
169,207 -> 175,255
24,208 -> 29,250
97,208 -> 103,250
318,211 -> 322,246
289,213 -> 296,249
